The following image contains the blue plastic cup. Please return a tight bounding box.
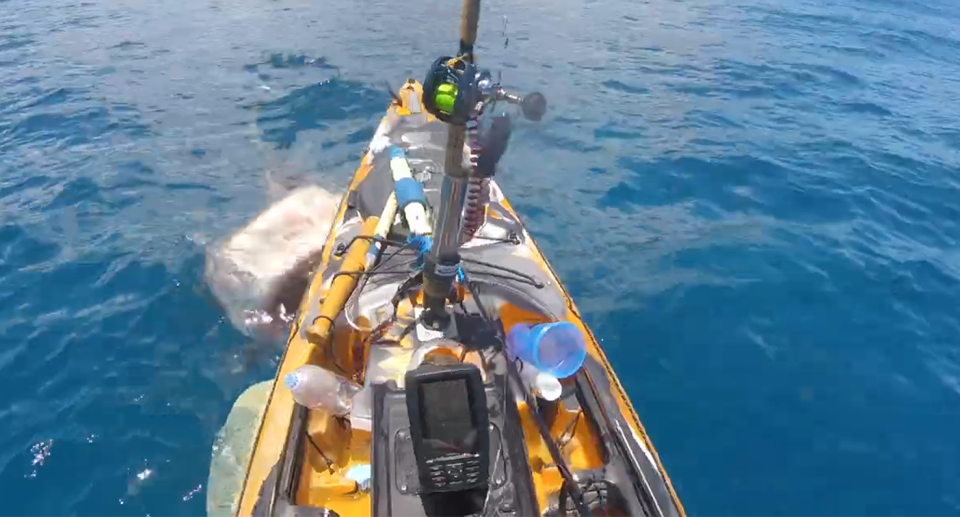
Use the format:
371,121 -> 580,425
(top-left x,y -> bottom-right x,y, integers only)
506,321 -> 587,379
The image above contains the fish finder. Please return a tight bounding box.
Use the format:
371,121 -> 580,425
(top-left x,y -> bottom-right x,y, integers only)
405,360 -> 490,494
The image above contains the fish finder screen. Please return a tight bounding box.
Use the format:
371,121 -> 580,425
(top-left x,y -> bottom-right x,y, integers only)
419,379 -> 476,447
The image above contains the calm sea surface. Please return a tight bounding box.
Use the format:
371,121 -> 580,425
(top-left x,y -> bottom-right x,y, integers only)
2,0 -> 959,514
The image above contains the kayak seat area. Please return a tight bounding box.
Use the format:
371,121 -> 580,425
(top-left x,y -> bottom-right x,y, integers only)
279,300 -> 674,517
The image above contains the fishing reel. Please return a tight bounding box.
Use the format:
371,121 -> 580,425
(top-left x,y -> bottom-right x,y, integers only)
423,56 -> 480,125
423,58 -> 549,125
475,69 -> 548,122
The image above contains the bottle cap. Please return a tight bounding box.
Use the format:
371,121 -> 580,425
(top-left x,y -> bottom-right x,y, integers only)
283,372 -> 300,391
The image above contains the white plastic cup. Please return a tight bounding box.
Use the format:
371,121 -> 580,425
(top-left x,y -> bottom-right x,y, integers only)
506,321 -> 587,379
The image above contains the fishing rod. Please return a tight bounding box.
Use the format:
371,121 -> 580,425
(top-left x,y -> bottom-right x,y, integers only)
419,0 -> 481,330
420,0 -> 548,329
416,1 -> 588,514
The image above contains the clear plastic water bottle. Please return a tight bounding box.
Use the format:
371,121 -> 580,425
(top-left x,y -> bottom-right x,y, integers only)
284,364 -> 361,416
506,321 -> 587,379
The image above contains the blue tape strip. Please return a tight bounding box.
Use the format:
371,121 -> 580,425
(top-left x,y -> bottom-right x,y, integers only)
388,146 -> 405,160
406,234 -> 465,284
394,177 -> 425,210
365,244 -> 380,265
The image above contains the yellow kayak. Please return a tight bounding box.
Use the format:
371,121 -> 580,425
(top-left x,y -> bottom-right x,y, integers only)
213,79 -> 685,516
212,4 -> 684,515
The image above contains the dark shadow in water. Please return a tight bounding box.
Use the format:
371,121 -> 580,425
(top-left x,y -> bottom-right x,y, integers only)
249,77 -> 389,150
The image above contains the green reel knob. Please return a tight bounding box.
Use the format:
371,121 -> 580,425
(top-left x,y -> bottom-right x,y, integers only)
434,83 -> 459,117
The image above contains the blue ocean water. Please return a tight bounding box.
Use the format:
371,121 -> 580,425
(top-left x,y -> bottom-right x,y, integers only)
2,0 -> 959,514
